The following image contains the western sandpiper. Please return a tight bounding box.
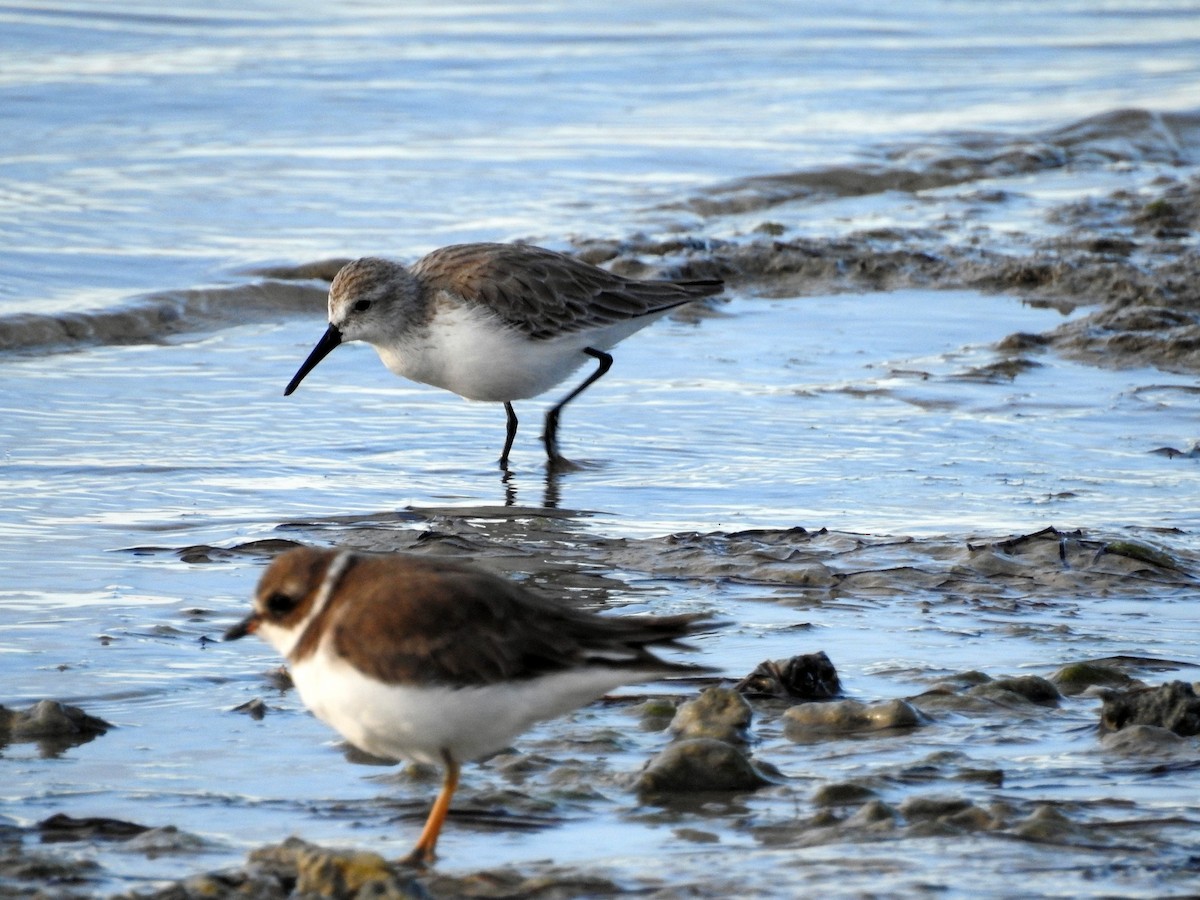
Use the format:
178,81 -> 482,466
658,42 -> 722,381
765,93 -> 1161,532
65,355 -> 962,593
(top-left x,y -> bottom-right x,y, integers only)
283,243 -> 723,468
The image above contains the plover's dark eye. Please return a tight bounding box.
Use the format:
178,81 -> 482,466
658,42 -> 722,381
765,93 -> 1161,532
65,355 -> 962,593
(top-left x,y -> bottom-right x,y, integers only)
353,299 -> 371,312
265,591 -> 299,617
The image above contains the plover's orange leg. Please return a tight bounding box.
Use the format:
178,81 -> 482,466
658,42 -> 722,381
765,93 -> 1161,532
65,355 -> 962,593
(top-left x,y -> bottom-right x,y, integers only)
402,751 -> 460,867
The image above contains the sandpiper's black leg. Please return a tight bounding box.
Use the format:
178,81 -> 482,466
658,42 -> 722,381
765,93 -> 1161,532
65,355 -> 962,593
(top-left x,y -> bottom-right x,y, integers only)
542,348 -> 612,467
499,402 -> 518,469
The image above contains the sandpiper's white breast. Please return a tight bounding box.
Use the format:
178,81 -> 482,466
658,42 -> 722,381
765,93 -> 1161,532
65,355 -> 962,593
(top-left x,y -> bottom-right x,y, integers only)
369,298 -> 659,403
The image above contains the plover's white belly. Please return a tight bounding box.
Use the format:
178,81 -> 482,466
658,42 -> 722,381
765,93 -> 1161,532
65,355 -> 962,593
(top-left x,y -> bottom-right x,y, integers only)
371,304 -> 668,403
291,653 -> 648,765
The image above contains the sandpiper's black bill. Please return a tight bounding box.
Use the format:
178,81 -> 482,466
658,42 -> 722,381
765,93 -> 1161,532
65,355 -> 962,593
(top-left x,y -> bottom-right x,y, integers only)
223,613 -> 259,641
284,323 -> 342,395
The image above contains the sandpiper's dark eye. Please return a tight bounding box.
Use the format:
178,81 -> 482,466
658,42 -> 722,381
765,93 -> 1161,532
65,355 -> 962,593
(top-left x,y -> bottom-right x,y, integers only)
353,299 -> 372,312
265,591 -> 299,617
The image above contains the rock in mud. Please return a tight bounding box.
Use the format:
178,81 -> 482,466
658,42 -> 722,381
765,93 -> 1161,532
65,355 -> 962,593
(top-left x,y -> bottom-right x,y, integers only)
669,687 -> 753,745
38,814 -> 150,843
637,738 -> 772,794
845,799 -> 899,830
128,837 -> 426,899
1010,804 -> 1095,845
812,781 -> 879,807
783,698 -> 922,741
0,700 -> 111,754
134,838 -> 631,900
634,697 -> 678,731
1101,539 -> 1183,570
231,697 -> 269,720
0,844 -> 101,899
1100,723 -> 1189,753
426,866 -> 627,899
1100,680 -> 1200,736
1150,442 -> 1200,459
734,651 -> 841,700
1051,661 -> 1140,696
971,675 -> 1060,707
900,796 -> 999,835
251,838 -> 425,899
915,672 -> 1061,713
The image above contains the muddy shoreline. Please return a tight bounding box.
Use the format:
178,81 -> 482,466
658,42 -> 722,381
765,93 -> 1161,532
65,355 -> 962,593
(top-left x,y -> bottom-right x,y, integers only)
5,110 -> 1200,897
581,169 -> 1200,377
6,519 -> 1199,898
4,114 -> 1199,384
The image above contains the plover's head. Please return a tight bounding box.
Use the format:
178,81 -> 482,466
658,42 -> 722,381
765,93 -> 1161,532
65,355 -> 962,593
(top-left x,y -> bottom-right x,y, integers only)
224,547 -> 348,660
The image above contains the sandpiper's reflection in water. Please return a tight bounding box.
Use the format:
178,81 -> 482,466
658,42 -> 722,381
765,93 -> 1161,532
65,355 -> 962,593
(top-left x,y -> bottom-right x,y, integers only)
501,464 -> 564,510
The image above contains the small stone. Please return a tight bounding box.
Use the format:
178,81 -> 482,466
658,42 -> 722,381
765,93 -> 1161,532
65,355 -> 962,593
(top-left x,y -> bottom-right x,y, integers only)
942,671 -> 994,689
635,697 -> 678,731
0,845 -> 101,892
1011,804 -> 1092,844
846,799 -> 898,829
985,675 -> 1060,705
673,827 -> 720,844
37,814 -> 151,843
955,767 -> 1004,787
427,866 -> 622,899
637,738 -> 771,794
0,700 -> 112,756
901,797 -> 996,836
966,676 -> 1060,708
1101,681 -> 1200,736
4,700 -> 111,740
812,781 -> 878,807
1103,540 -> 1180,569
899,796 -> 975,821
232,698 -> 269,720
783,698 -> 921,741
734,651 -> 841,700
669,687 -> 752,745
1051,661 -> 1138,696
295,847 -> 396,897
1101,723 -> 1188,753
265,666 -> 294,691
943,804 -> 998,832
247,838 -> 426,899
125,826 -> 207,855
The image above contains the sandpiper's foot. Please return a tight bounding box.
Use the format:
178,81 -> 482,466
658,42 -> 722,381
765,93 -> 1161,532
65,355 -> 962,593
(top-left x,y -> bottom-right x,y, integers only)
546,453 -> 585,472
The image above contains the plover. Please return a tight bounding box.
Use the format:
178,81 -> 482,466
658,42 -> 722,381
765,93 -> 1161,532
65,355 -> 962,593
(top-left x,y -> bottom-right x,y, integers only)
224,546 -> 717,865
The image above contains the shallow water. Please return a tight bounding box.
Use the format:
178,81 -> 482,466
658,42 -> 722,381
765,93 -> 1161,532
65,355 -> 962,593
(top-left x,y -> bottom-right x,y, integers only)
6,1 -> 1200,311
4,2 -> 1200,898
4,285 -> 1200,897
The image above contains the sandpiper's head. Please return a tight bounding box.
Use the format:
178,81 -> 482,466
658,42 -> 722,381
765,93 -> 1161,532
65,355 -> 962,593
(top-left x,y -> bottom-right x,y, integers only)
327,257 -> 416,341
284,257 -> 414,395
223,546 -> 345,659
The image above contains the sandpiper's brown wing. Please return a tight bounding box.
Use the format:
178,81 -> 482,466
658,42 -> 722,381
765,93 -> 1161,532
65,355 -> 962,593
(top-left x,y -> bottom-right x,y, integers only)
410,242 -> 723,340
328,553 -> 715,687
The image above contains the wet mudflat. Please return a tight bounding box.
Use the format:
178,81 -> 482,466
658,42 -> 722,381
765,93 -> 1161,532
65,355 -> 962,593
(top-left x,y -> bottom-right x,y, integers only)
6,518 -> 1199,898
4,14 -> 1200,895
6,159 -> 1200,894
